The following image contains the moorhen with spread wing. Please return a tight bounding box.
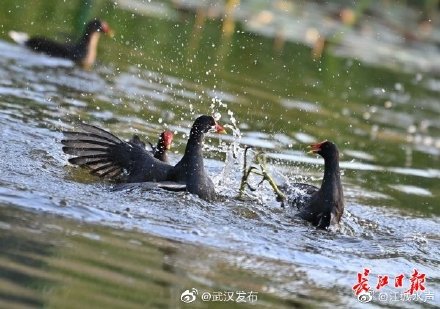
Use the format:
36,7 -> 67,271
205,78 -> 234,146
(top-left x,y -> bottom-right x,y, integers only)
61,115 -> 226,200
9,19 -> 113,69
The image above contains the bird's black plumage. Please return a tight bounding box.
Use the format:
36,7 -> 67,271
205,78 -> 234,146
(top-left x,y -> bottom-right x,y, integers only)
167,116 -> 224,201
62,124 -> 172,183
62,115 -> 226,201
284,141 -> 344,229
15,19 -> 112,69
129,131 -> 174,163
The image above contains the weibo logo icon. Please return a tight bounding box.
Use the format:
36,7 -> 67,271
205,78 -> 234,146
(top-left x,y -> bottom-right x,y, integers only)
180,288 -> 198,303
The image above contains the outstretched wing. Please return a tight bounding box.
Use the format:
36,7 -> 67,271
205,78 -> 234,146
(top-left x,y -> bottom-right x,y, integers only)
62,124 -> 172,182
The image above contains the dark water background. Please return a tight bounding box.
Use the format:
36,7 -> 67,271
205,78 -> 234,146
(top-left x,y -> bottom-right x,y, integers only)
0,0 -> 439,308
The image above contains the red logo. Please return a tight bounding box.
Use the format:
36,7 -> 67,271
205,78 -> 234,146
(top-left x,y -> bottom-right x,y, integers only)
352,268 -> 432,304
352,268 -> 371,296
406,269 -> 426,295
376,275 -> 389,290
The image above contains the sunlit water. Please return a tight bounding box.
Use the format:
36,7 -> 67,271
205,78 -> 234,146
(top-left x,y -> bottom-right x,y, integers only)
0,1 -> 439,308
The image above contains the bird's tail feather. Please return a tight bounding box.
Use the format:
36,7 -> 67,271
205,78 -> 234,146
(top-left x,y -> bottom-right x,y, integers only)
9,31 -> 29,45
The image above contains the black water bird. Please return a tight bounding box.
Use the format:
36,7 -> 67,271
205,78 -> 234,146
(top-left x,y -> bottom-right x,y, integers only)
284,141 -> 344,229
61,115 -> 226,200
9,19 -> 113,69
166,116 -> 226,201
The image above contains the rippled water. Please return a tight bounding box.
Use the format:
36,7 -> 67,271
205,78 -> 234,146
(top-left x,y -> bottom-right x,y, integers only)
0,1 -> 439,308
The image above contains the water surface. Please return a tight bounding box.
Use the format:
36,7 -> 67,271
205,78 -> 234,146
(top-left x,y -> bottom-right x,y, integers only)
0,1 -> 439,308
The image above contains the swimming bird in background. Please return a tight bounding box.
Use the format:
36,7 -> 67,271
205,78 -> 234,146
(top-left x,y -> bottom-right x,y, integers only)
9,18 -> 113,69
61,115 -> 226,201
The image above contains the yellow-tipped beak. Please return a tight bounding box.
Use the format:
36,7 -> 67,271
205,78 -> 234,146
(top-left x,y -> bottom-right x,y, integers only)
101,21 -> 114,38
215,123 -> 227,134
107,29 -> 115,38
307,140 -> 326,154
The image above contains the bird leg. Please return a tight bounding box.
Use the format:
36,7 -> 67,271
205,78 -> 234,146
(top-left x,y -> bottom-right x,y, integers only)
239,147 -> 286,205
239,146 -> 261,197
253,151 -> 286,206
